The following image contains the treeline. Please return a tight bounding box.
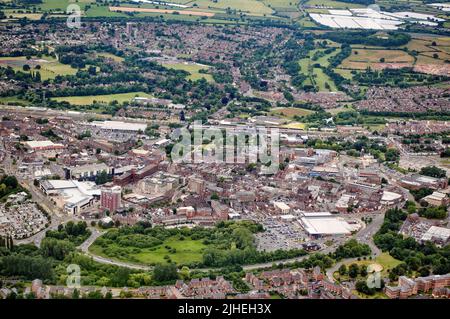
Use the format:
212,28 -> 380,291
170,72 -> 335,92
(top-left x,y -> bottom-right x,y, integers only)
0,175 -> 22,200
323,31 -> 411,47
360,110 -> 450,121
45,221 -> 91,246
338,0 -> 374,4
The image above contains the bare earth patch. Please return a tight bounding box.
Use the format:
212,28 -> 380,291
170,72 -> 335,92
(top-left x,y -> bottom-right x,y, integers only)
414,64 -> 450,76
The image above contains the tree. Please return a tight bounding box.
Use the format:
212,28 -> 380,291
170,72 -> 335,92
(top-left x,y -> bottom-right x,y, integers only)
348,263 -> 359,278
338,264 -> 348,276
419,166 -> 446,178
72,289 -> 80,299
152,263 -> 178,283
232,227 -> 253,249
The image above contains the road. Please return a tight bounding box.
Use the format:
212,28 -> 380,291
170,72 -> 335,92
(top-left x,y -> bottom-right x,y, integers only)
325,211 -> 386,283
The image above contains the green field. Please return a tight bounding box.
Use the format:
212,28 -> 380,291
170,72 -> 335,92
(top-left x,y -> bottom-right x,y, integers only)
162,62 -> 214,82
51,92 -> 153,105
270,107 -> 313,119
336,253 -> 403,279
96,52 -> 125,63
298,48 -> 339,92
0,56 -> 78,80
89,236 -> 207,265
191,0 -> 274,16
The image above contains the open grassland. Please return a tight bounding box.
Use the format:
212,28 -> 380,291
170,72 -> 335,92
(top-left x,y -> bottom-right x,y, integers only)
0,96 -> 30,106
270,107 -> 313,119
340,49 -> 414,70
39,0 -> 93,11
96,52 -> 125,63
313,67 -> 338,91
343,253 -> 402,278
89,236 -> 206,265
162,62 -> 214,82
298,47 -> 339,92
0,56 -> 78,80
51,92 -> 153,105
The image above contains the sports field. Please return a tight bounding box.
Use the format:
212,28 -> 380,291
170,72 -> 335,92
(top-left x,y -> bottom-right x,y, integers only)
51,92 -> 153,105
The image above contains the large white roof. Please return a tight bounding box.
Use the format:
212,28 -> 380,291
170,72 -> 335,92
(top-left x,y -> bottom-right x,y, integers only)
91,120 -> 147,132
300,216 -> 352,235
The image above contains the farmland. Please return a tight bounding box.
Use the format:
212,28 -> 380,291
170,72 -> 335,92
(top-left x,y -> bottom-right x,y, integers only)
340,48 -> 415,70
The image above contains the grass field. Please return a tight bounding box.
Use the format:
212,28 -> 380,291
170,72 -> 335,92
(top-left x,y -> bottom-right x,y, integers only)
51,92 -> 153,105
0,56 -> 78,80
0,96 -> 30,106
162,62 -> 213,82
2,10 -> 43,20
96,52 -> 125,63
313,67 -> 337,91
270,107 -> 313,119
89,236 -> 206,265
191,0 -> 274,16
281,122 -> 308,130
336,253 -> 403,279
340,49 -> 414,70
298,47 -> 339,92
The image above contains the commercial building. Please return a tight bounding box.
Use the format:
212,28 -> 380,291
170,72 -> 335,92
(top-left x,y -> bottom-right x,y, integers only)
139,172 -> 181,195
299,212 -> 354,238
422,191 -> 449,207
90,120 -> 147,133
420,226 -> 450,247
24,140 -> 65,151
101,185 -> 122,212
39,180 -> 100,215
64,163 -> 112,180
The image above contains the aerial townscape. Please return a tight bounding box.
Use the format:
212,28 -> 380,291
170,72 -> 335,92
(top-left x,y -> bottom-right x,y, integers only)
0,0 -> 449,302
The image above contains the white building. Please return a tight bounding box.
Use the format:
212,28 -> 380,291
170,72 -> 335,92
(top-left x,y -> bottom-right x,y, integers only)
299,212 -> 354,238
